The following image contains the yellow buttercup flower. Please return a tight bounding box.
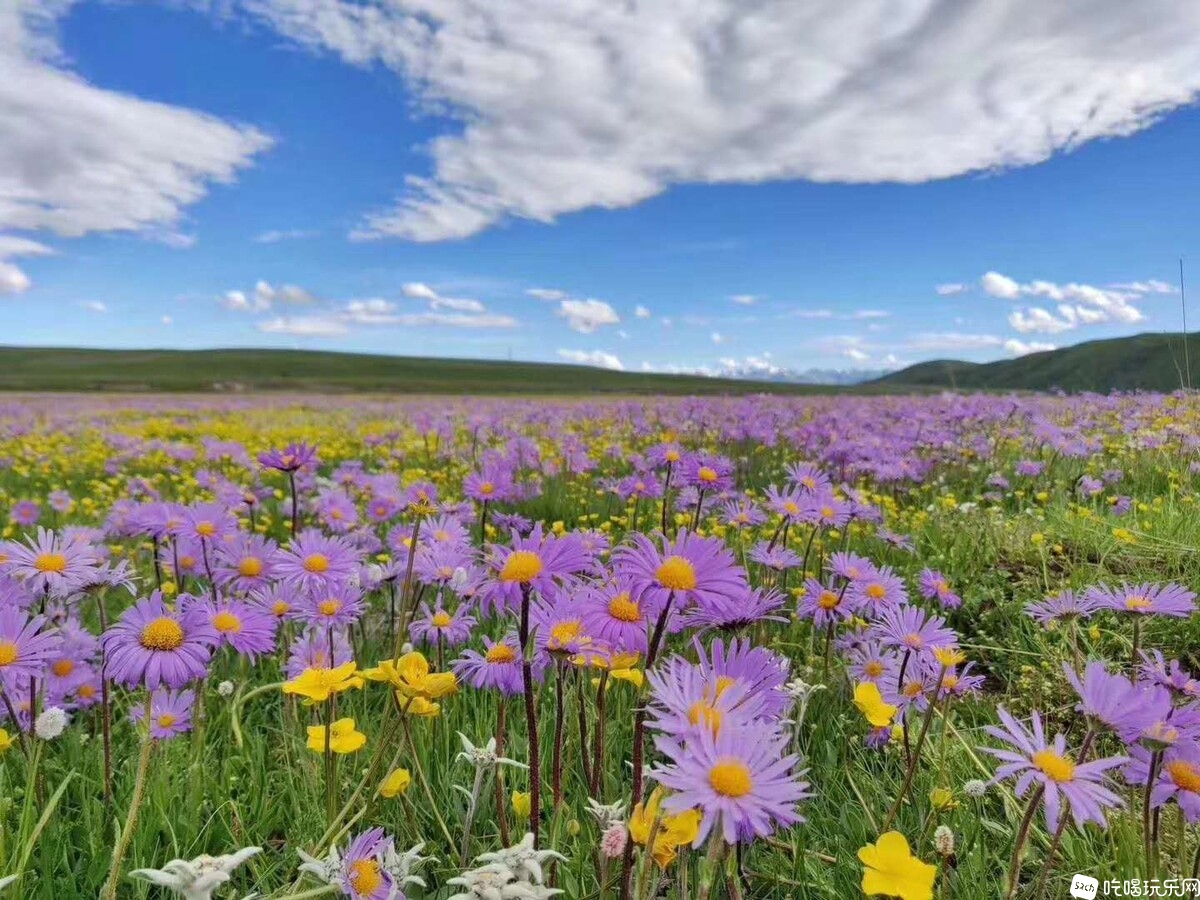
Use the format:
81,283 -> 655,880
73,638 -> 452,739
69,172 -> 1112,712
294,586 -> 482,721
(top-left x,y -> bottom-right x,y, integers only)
403,696 -> 442,717
380,768 -> 412,798
306,718 -> 367,754
364,652 -> 457,700
629,787 -> 702,868
0,728 -> 12,753
854,682 -> 898,728
859,831 -> 937,900
512,791 -> 531,819
929,787 -> 957,812
283,662 -> 365,704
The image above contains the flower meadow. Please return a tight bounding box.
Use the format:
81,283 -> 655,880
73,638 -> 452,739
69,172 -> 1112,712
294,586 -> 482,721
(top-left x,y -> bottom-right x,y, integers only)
3,392 -> 1200,898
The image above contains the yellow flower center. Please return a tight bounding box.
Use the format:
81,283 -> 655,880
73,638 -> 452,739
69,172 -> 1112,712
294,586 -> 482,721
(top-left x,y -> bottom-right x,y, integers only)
238,557 -> 263,577
34,552 -> 67,573
179,555 -> 197,570
318,599 -> 342,616
157,713 -> 177,728
0,641 -> 18,667
499,550 -> 543,583
303,553 -> 330,574
697,466 -> 718,483
935,580 -> 949,594
272,600 -> 290,617
864,660 -> 884,678
902,682 -> 924,698
714,676 -> 736,696
195,521 -> 216,537
708,759 -> 753,797
820,506 -> 835,519
140,618 -> 185,651
433,529 -> 450,541
549,621 -> 582,649
689,701 -> 723,734
608,593 -> 642,622
432,611 -> 452,627
866,584 -> 886,601
942,675 -> 960,690
801,476 -> 815,488
480,482 -> 495,496
1125,596 -> 1152,610
213,611 -> 242,633
486,644 -> 517,664
783,502 -> 800,516
818,590 -> 840,610
52,659 -> 74,677
1032,750 -> 1076,783
348,859 -> 383,895
656,556 -> 697,591
1168,760 -> 1200,793
78,684 -> 96,699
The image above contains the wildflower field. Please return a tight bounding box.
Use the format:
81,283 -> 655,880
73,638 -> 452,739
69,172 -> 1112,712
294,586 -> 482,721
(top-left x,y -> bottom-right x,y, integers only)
3,390 -> 1199,900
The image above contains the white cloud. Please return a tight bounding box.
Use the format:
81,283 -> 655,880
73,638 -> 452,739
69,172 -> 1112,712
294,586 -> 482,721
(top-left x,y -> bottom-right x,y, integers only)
1005,338 -> 1056,356
1111,279 -> 1174,293
935,283 -> 968,296
402,282 -> 440,301
730,294 -> 757,306
711,331 -> 725,344
1,4 -> 271,240
557,348 -> 624,370
852,310 -> 890,320
985,270 -> 1156,333
981,272 -> 1022,300
254,228 -> 317,243
557,298 -> 620,333
786,309 -> 835,319
161,315 -> 173,326
1008,306 -> 1075,334
527,288 -> 567,302
0,261 -> 30,294
905,332 -> 1005,351
634,304 -> 651,319
402,281 -> 487,312
81,300 -> 107,313
842,347 -> 870,362
241,0 -> 1200,241
258,315 -> 349,337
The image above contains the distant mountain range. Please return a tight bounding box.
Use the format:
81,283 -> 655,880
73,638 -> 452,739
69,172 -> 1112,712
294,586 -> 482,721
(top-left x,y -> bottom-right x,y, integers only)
714,362 -> 890,385
871,331 -> 1200,392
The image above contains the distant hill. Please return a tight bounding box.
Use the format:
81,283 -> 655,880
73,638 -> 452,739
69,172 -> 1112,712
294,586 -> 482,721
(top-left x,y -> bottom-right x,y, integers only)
873,331 -> 1200,393
0,346 -> 832,395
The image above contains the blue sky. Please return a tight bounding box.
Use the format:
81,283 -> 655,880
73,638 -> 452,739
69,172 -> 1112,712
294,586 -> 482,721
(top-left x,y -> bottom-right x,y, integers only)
4,1 -> 1200,376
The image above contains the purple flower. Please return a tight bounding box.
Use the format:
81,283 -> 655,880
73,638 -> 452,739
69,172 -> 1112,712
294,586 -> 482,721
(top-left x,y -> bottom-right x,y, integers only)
682,587 -> 786,634
296,582 -> 365,630
2,527 -> 99,597
847,565 -> 908,614
614,531 -> 747,616
870,605 -> 958,654
258,442 -> 318,473
286,629 -> 352,679
1065,662 -> 1172,743
453,635 -> 529,695
9,500 -> 40,527
797,579 -> 852,629
213,532 -> 280,594
696,637 -> 790,720
1089,582 -> 1197,618
338,827 -> 395,900
651,720 -> 810,844
1025,589 -> 1104,625
646,655 -> 771,740
276,530 -> 360,594
579,579 -> 652,655
984,707 -> 1126,828
102,592 -> 217,689
476,525 -> 591,615
410,602 -> 476,647
130,688 -> 195,740
188,596 -> 279,662
918,569 -> 962,609
0,606 -> 62,681
827,552 -> 877,583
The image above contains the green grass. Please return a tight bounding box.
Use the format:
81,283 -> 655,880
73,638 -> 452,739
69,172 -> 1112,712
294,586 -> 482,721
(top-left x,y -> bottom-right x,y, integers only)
0,347 -> 833,395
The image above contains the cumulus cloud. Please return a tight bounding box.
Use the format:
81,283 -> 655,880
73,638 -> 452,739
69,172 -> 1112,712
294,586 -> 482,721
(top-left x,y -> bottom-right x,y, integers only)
527,288 -> 567,302
254,228 -> 317,243
634,305 -> 651,319
81,300 -> 107,313
238,0 -> 1200,241
557,297 -> 620,333
935,283 -> 968,296
842,347 -> 870,362
258,315 -> 349,337
730,294 -> 757,306
980,272 -> 1021,300
0,261 -> 30,294
221,281 -> 318,311
0,233 -> 51,294
402,281 -> 486,312
1,3 -> 270,240
984,270 -> 1161,333
557,348 -> 624,370
1005,338 -> 1056,356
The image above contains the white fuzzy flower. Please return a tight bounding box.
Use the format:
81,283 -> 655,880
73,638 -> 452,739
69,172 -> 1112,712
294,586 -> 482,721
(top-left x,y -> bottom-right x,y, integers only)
447,863 -> 563,900
933,825 -> 955,856
584,798 -> 627,829
129,847 -> 261,900
216,681 -> 235,698
963,779 -> 988,798
296,846 -> 341,885
473,833 -> 565,886
383,841 -> 436,890
456,733 -> 528,771
34,707 -> 68,740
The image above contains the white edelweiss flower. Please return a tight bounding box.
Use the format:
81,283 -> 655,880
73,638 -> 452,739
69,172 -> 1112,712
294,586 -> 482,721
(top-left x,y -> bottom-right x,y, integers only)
456,733 -> 527,771
34,707 -> 68,740
128,847 -> 261,900
584,798 -> 627,829
296,845 -> 341,885
473,833 -> 565,886
383,841 -> 436,890
216,681 -> 235,698
446,863 -> 563,900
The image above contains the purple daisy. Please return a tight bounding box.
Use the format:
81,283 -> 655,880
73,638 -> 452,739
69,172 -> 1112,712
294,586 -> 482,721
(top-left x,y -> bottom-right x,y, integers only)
984,707 -> 1126,828
869,605 -> 958,654
696,638 -> 790,720
1065,661 -> 1172,743
453,635 -> 530,695
797,578 -> 853,629
285,629 -> 353,679
295,583 -> 365,630
1024,589 -> 1104,625
187,596 -> 279,662
130,688 -> 195,740
614,531 -> 747,617
846,565 -> 908,615
1089,582 -> 1197,618
213,532 -> 280,594
475,525 -> 591,616
102,592 -> 217,690
275,530 -> 360,594
0,606 -> 62,681
646,655 -> 771,740
917,568 -> 962,609
651,720 -> 810,844
338,827 -> 395,899
258,442 -> 318,473
579,579 -> 652,655
409,602 -> 476,647
2,527 -> 99,598
682,586 -> 787,634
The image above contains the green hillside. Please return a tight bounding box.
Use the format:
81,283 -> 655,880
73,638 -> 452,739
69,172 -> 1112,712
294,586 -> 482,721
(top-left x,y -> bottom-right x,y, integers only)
874,331 -> 1200,392
0,346 -> 827,395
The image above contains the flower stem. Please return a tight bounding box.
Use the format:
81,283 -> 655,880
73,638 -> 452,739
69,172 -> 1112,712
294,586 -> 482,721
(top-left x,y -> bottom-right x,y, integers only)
882,666 -> 945,831
102,697 -> 155,900
1005,784 -> 1045,900
552,658 -> 566,808
518,583 -> 542,847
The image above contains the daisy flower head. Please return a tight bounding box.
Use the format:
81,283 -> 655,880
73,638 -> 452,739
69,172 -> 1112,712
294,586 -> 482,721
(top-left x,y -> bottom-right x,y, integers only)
1089,582 -> 1196,618
531,594 -> 591,659
579,579 -> 651,655
719,497 -> 766,530
646,654 -> 771,740
682,586 -> 787,634
828,552 -> 878,583
1131,740 -> 1200,822
258,442 -> 318,473
869,605 -> 958,655
409,602 -> 476,647
130,688 -> 195,740
213,532 -> 280,594
296,582 -> 365,630
453,635 -> 530,695
651,719 -> 810,844
748,542 -> 802,572
276,530 -> 360,595
785,461 -> 830,494
181,502 -> 239,544
188,596 -> 279,662
678,453 -> 735,493
848,565 -> 908,616
984,707 -> 1126,828
797,578 -> 854,629
1024,589 -> 1104,626
614,530 -> 747,616
338,827 -> 396,900
2,527 -> 99,598
285,628 -> 352,679
1065,661 -> 1172,744
0,606 -> 62,681
917,569 -> 962,609
102,591 -> 217,690
696,637 -> 790,720
476,524 -> 591,616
